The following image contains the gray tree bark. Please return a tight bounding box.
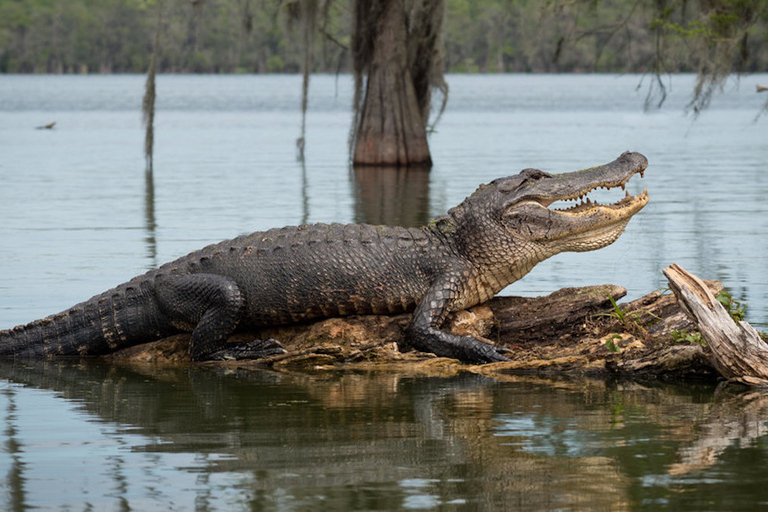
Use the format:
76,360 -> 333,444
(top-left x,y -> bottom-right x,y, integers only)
352,0 -> 432,167
664,263 -> 768,386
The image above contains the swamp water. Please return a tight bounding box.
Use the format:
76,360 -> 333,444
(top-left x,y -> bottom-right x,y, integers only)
0,74 -> 767,509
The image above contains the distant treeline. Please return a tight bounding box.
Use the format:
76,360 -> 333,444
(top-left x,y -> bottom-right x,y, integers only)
1,0 -> 767,74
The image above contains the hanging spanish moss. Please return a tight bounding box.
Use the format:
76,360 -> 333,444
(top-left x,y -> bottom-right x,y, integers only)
142,1 -> 164,174
547,0 -> 768,115
685,4 -> 761,116
405,0 -> 449,131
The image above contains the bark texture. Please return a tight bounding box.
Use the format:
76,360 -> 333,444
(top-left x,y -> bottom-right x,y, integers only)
351,0 -> 434,166
664,263 -> 768,386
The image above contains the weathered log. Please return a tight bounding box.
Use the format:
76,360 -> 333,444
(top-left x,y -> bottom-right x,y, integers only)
757,84 -> 768,93
109,279 -> 720,379
663,263 -> 768,386
490,285 -> 627,345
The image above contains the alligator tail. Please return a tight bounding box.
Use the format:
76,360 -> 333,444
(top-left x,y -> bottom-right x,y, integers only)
0,281 -> 177,358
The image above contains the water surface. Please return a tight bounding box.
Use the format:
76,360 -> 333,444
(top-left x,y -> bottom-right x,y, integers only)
1,74 -> 768,510
1,74 -> 766,328
1,361 -> 767,510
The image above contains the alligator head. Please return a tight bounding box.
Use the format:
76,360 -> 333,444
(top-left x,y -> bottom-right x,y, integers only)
498,151 -> 649,252
440,151 -> 649,290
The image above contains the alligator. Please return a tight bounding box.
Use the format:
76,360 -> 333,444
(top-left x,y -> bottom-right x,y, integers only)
0,152 -> 649,364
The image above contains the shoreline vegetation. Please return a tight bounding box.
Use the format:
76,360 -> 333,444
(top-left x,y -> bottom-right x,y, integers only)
2,0 -> 767,76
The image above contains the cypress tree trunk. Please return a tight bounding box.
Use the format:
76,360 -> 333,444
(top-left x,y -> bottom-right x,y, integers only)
352,0 -> 432,167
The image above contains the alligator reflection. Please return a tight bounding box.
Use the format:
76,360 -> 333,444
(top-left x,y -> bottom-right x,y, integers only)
0,361 -> 767,510
352,166 -> 431,227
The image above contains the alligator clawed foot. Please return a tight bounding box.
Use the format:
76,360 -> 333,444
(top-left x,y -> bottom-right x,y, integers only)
460,338 -> 512,364
480,347 -> 512,364
208,338 -> 287,361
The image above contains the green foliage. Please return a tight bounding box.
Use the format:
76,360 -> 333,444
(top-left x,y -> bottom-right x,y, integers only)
0,0 -> 348,74
716,289 -> 747,323
266,55 -> 285,72
597,292 -> 665,339
604,334 -> 621,352
0,0 -> 766,77
602,295 -> 633,323
598,293 -> 643,330
671,329 -> 707,346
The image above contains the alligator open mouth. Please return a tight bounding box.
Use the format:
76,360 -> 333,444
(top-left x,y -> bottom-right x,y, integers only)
532,153 -> 649,216
549,180 -> 649,215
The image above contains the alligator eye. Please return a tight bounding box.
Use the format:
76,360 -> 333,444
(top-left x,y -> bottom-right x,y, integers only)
502,208 -> 523,225
520,168 -> 551,180
517,169 -> 552,191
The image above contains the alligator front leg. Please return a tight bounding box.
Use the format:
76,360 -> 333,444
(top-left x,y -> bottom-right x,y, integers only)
155,273 -> 285,361
407,279 -> 510,364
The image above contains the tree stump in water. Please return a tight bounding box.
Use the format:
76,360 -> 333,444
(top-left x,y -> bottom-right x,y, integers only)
351,0 -> 432,167
663,263 -> 768,386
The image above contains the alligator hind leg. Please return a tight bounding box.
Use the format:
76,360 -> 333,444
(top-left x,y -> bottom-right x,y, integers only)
155,273 -> 285,361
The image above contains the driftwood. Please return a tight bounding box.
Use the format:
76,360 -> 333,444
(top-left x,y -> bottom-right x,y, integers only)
664,263 -> 768,386
109,277 -> 728,380
757,84 -> 768,93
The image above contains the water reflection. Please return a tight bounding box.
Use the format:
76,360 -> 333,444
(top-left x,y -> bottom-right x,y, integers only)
1,387 -> 25,512
144,168 -> 158,267
300,156 -> 310,225
667,386 -> 768,476
352,166 -> 431,227
0,361 -> 767,509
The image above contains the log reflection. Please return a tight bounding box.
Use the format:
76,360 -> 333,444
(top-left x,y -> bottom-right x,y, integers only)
352,166 -> 431,227
1,387 -> 26,512
668,386 -> 768,475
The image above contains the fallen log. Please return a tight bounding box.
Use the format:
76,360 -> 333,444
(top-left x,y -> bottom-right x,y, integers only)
663,263 -> 768,386
109,278 -> 721,379
757,84 -> 768,93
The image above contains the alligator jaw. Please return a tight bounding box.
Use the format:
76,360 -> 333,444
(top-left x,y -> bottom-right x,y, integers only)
515,151 -> 649,218
546,186 -> 649,218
